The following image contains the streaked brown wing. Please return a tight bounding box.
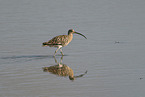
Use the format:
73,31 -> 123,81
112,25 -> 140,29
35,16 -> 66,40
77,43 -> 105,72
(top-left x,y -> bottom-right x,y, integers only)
48,35 -> 68,45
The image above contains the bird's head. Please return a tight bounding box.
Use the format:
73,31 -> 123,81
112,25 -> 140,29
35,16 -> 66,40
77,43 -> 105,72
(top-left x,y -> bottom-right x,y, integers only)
68,29 -> 75,34
68,29 -> 87,39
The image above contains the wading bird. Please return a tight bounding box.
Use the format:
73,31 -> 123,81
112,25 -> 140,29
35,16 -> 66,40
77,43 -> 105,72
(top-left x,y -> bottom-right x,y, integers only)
42,29 -> 87,56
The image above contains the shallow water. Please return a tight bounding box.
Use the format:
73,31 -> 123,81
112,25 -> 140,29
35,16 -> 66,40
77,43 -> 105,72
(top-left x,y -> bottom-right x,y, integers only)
1,0 -> 145,97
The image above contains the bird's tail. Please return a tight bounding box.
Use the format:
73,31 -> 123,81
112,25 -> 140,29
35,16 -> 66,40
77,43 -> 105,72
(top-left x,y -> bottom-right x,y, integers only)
42,42 -> 50,47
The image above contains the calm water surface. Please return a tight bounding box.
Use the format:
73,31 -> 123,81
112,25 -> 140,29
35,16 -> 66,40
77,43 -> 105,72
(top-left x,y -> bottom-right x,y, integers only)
1,0 -> 145,97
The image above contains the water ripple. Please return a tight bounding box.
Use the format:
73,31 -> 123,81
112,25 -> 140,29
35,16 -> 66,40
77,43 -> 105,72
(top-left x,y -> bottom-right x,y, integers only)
0,55 -> 53,64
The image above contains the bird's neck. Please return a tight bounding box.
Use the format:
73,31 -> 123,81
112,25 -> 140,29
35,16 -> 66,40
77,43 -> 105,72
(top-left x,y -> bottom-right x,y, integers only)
68,33 -> 73,41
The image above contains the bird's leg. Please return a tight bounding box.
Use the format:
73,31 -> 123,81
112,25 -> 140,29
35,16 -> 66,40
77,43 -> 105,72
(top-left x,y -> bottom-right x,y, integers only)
60,48 -> 64,56
54,47 -> 60,56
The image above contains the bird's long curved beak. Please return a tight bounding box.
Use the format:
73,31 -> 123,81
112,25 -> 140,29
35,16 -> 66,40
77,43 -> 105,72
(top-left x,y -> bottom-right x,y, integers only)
74,32 -> 87,39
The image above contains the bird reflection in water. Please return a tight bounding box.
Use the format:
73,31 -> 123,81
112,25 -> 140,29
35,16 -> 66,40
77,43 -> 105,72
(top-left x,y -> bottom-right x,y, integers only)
43,56 -> 87,81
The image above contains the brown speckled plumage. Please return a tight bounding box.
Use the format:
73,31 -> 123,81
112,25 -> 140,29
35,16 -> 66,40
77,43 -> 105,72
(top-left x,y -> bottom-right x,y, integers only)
43,35 -> 70,47
42,29 -> 87,56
